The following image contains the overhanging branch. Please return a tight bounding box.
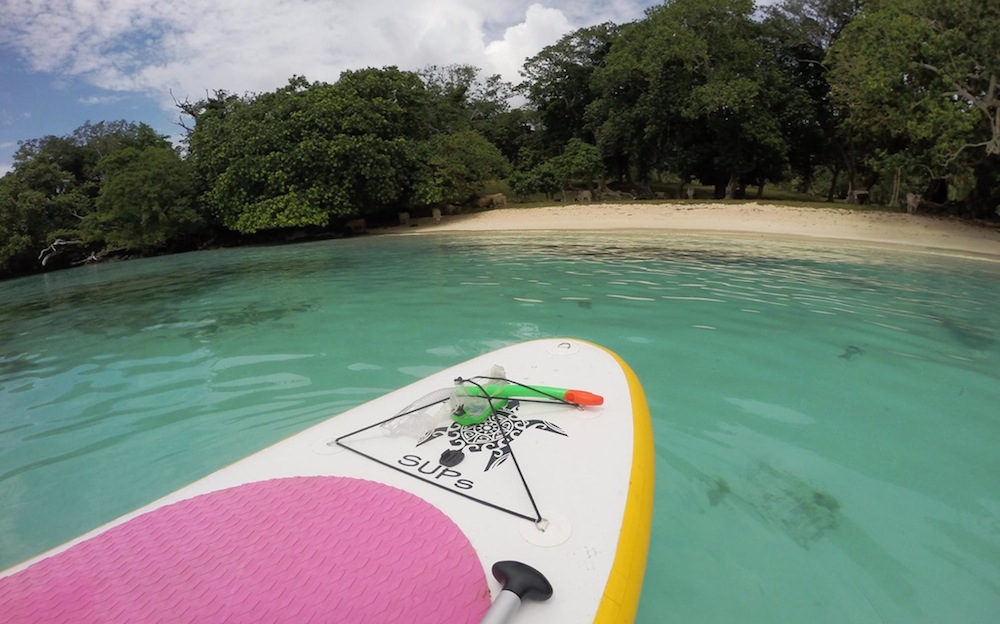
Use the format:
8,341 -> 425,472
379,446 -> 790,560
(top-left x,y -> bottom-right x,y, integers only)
916,62 -> 1000,156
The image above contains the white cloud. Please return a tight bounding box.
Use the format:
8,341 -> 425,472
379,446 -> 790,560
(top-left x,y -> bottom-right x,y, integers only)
484,4 -> 573,82
79,95 -> 124,105
0,162 -> 12,177
0,1 -> 659,110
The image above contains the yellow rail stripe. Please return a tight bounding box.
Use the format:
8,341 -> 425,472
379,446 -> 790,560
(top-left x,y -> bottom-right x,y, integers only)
591,343 -> 655,623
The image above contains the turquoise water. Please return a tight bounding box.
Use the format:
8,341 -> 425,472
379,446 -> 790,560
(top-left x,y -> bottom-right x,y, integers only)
1,232 -> 998,622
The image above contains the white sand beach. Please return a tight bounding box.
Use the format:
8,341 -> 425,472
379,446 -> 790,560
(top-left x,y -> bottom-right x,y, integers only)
405,203 -> 1000,259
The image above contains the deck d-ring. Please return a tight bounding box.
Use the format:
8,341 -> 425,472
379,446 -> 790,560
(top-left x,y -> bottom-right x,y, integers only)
519,511 -> 572,546
311,439 -> 348,455
547,340 -> 581,356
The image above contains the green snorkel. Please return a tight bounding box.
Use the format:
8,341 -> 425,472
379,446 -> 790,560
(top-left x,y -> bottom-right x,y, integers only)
450,379 -> 603,426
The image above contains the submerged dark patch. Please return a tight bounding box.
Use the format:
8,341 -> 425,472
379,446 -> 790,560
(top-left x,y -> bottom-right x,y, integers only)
839,345 -> 864,360
711,464 -> 842,548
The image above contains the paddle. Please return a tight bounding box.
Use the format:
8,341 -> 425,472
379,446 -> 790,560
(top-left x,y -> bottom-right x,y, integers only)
480,560 -> 553,624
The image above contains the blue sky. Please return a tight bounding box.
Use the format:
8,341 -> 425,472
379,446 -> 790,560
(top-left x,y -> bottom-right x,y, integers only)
0,48 -> 180,173
0,1 -> 778,176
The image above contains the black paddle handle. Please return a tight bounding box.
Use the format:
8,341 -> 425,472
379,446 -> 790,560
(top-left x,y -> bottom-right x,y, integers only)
492,560 -> 553,601
480,561 -> 553,624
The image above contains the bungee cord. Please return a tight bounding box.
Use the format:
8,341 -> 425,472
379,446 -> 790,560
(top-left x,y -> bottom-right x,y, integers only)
336,374 -> 591,523
457,376 -> 543,524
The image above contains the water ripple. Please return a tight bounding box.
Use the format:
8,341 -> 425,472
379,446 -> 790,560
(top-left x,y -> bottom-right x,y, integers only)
1,232 -> 998,622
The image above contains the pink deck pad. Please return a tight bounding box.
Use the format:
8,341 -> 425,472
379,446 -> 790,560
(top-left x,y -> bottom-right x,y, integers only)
0,476 -> 490,623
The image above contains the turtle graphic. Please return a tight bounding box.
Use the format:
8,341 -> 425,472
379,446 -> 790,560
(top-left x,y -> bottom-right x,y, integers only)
416,400 -> 566,471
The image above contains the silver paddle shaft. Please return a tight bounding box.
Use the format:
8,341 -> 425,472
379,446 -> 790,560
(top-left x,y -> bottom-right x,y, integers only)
480,561 -> 552,624
479,590 -> 521,624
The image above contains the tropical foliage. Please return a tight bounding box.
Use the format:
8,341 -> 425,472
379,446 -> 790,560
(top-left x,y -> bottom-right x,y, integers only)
2,0 -> 997,278
827,0 -> 1000,212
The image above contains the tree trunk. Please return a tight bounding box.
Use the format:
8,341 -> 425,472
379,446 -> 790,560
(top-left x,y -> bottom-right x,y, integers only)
889,167 -> 901,207
714,180 -> 726,199
638,180 -> 652,198
844,144 -> 860,202
724,173 -> 739,200
826,165 -> 840,202
970,154 -> 1000,218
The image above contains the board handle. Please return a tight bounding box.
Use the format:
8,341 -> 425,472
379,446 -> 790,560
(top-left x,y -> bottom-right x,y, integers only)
479,561 -> 553,624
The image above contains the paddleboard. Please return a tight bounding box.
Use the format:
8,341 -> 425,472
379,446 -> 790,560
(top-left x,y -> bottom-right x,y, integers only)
0,338 -> 654,623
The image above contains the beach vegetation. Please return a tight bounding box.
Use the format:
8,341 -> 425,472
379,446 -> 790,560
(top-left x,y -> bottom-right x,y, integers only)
520,24 -> 618,153
85,144 -> 201,252
1,0 -> 998,279
509,163 -> 562,201
826,0 -> 1000,217
549,139 -> 605,191
0,121 -> 182,277
592,0 -> 791,198
185,71 -> 436,234
419,130 -> 511,205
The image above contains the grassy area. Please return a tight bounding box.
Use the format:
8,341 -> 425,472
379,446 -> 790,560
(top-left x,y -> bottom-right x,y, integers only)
474,179 -> 919,215
493,188 -> 908,213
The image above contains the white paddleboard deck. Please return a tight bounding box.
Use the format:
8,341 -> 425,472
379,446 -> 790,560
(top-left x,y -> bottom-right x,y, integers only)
0,338 -> 654,623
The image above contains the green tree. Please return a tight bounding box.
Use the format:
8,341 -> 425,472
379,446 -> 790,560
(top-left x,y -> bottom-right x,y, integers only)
509,162 -> 561,200
827,0 -> 1000,213
594,0 -> 793,197
549,138 -> 604,191
587,19 -> 666,190
521,24 -> 619,156
419,130 -> 511,205
419,64 -> 481,134
419,64 -> 527,163
0,121 -> 172,276
188,70 -> 437,233
761,0 -> 864,198
0,175 -> 37,277
176,89 -> 247,215
766,0 -> 863,49
83,145 -> 199,251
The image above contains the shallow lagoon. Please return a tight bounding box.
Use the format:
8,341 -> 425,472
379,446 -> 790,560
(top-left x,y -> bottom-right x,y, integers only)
1,232 -> 998,622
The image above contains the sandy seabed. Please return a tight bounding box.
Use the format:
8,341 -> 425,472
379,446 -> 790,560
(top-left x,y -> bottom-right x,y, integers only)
397,202 -> 1000,260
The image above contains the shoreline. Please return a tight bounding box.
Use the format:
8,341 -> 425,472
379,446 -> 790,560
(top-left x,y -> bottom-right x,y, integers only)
398,202 -> 1000,260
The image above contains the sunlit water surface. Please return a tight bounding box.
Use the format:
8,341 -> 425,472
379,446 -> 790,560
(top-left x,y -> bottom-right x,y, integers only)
1,232 -> 998,622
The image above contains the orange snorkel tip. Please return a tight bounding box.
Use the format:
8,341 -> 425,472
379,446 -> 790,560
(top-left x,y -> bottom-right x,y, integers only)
563,389 -> 604,406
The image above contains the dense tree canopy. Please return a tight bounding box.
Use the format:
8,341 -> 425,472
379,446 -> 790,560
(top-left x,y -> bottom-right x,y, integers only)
827,0 -> 1000,214
2,0 -> 997,278
521,23 -> 619,153
0,121 -> 187,277
193,72 -> 433,233
183,69 -> 511,234
88,145 -> 199,251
